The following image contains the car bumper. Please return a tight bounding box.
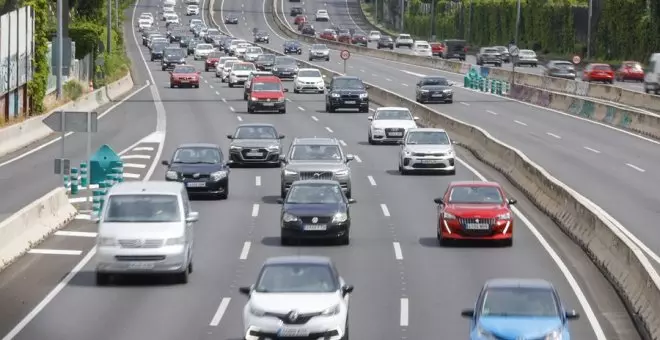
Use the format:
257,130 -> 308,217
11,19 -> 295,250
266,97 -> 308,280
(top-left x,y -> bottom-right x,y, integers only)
256,64 -> 274,70
439,221 -> 512,241
516,59 -> 537,65
281,221 -> 350,240
166,177 -> 228,194
282,177 -> 350,193
309,53 -> 329,59
151,53 -> 163,60
284,49 -> 302,54
248,100 -> 286,112
162,62 -> 184,69
480,59 -> 502,64
273,70 -> 296,78
548,73 -> 576,80
419,92 -> 453,102
295,83 -> 325,91
187,11 -> 199,15
254,38 -> 269,43
244,310 -> 345,340
370,130 -> 407,143
229,150 -> 281,164
620,73 -> 644,80
328,97 -> 369,108
95,245 -> 188,274
171,79 -> 200,86
401,156 -> 455,171
586,75 -> 613,81
230,75 -> 249,83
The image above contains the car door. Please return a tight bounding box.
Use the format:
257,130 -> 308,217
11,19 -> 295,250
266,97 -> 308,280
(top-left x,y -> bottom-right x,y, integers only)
325,78 -> 335,104
181,190 -> 194,252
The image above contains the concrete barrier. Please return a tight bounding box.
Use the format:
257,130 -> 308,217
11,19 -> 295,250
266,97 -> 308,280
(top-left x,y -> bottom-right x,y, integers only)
0,73 -> 135,157
258,1 -> 660,337
0,187 -> 77,272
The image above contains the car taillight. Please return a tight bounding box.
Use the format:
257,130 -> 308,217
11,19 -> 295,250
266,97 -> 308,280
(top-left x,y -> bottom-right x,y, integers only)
463,47 -> 468,52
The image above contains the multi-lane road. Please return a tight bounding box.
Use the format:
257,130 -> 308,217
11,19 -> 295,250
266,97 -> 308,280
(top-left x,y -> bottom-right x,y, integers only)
0,0 -> 642,339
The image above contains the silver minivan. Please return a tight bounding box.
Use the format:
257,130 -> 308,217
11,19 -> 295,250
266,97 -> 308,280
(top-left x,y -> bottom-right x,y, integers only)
95,181 -> 198,285
644,53 -> 660,94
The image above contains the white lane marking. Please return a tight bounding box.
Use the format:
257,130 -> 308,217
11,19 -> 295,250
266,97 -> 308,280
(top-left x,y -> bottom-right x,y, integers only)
215,91 -> 220,95
353,155 -> 362,163
123,173 -> 141,179
486,110 -> 498,115
385,78 -> 392,81
372,74 -> 377,77
311,116 -> 319,121
400,298 -> 409,327
360,69 -> 365,72
222,98 -> 227,103
209,85 -> 214,89
209,297 -> 231,326
626,163 -> 645,172
393,242 -> 403,260
339,140 -> 347,146
456,158 -> 607,340
252,204 -> 260,217
513,120 -> 527,126
123,163 -> 147,169
237,116 -> 243,121
402,83 -> 408,87
583,146 -> 601,154
298,106 -> 305,111
28,249 -> 82,256
74,214 -> 91,220
325,127 -> 333,133
380,204 -> 390,217
239,242 -> 251,260
255,176 -> 261,186
68,197 -> 91,204
120,154 -> 151,160
229,106 -> 235,112
367,175 -> 376,186
54,231 -> 97,238
285,98 -> 292,102
204,79 -> 208,83
401,70 -> 426,77
460,102 -> 470,106
132,146 -> 154,151
546,132 -> 562,139
369,108 -> 375,112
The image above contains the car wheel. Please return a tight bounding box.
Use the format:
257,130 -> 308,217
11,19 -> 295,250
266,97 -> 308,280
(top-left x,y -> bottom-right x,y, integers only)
228,82 -> 233,88
96,272 -> 110,286
294,88 -> 299,93
170,83 -> 175,88
188,260 -> 194,273
327,104 -> 335,113
359,107 -> 368,113
280,236 -> 292,246
447,169 -> 456,175
339,233 -> 350,245
219,186 -> 228,199
279,107 -> 286,113
437,231 -> 450,246
446,99 -> 453,104
175,268 -> 189,284
399,165 -> 409,175
247,106 -> 254,113
368,133 -> 374,144
501,238 -> 513,247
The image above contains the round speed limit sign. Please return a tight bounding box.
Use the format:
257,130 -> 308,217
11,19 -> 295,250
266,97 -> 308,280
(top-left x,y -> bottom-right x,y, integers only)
340,50 -> 351,60
572,55 -> 581,64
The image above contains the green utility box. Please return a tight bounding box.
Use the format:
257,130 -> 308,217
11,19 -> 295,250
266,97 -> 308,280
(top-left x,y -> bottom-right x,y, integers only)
89,144 -> 121,185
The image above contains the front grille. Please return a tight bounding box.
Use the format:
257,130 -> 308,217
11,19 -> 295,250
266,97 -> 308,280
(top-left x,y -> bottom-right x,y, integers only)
256,98 -> 281,102
412,152 -> 445,157
264,311 -> 321,324
114,255 -> 166,261
494,336 -> 544,340
299,171 -> 333,180
340,94 -> 359,99
299,216 -> 333,224
240,148 -> 268,160
118,239 -> 164,248
182,173 -> 210,179
411,163 -> 447,169
458,217 -> 496,236
385,128 -> 405,138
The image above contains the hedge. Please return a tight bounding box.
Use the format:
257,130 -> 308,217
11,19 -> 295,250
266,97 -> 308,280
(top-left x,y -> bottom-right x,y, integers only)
23,0 -> 49,114
595,0 -> 659,60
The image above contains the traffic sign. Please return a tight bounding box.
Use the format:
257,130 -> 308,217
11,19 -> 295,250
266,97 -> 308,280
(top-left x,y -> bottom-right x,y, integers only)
572,55 -> 581,64
509,45 -> 519,57
340,50 -> 351,60
42,111 -> 98,133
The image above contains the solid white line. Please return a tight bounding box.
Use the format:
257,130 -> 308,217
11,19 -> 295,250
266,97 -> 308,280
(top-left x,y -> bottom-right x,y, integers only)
325,127 -> 333,133
486,110 -> 497,115
393,242 -> 403,260
513,120 -> 527,126
123,172 -> 141,179
209,297 -> 231,326
222,98 -> 227,103
54,231 -> 97,238
237,116 -> 243,121
360,69 -> 365,72
311,116 -> 319,121
120,154 -> 151,160
229,107 -> 235,112
68,197 -> 88,204
28,249 -> 82,256
400,298 -> 409,327
583,146 -> 601,154
380,204 -> 390,217
132,146 -> 154,151
339,140 -> 347,146
460,102 -> 470,106
546,132 -> 562,139
123,163 -> 147,169
367,175 -> 376,186
298,106 -> 305,111
626,163 -> 645,172
74,214 -> 91,220
252,204 -> 260,217
353,155 -> 362,163
239,242 -> 251,260
255,176 -> 261,186
401,83 -> 408,87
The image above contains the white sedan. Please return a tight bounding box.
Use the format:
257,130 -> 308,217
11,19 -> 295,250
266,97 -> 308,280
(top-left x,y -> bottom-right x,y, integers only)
235,43 -> 252,58
221,60 -> 240,82
244,47 -> 264,62
186,5 -> 199,15
315,9 -> 330,21
293,68 -> 325,94
216,57 -> 239,77
193,43 -> 215,60
367,107 -> 419,144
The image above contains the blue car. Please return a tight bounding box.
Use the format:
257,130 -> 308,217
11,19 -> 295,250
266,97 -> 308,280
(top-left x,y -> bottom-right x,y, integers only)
461,278 -> 580,340
283,40 -> 302,55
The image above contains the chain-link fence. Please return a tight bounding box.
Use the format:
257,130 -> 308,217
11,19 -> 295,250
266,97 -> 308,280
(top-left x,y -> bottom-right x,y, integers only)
46,41 -> 92,94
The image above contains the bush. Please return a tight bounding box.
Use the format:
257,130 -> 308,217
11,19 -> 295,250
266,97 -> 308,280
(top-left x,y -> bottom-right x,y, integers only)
24,0 -> 49,115
63,81 -> 84,100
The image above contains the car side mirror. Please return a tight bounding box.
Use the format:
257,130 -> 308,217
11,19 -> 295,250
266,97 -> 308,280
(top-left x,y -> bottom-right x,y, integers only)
433,197 -> 443,204
161,160 -> 170,166
397,140 -> 404,144
345,154 -> 354,162
322,74 -> 326,77
451,140 -> 457,144
341,284 -> 354,296
348,198 -> 356,204
449,82 -> 454,86
239,286 -> 252,296
507,198 -> 517,205
413,116 -> 419,121
226,134 -> 233,139
278,134 -> 286,139
365,85 -> 370,89
565,310 -> 580,320
186,211 -> 199,223
278,155 -> 287,162
293,75 -> 297,78
461,309 -> 474,318
283,88 -> 289,92
276,198 -> 284,204
169,71 -> 173,74
367,116 -> 373,121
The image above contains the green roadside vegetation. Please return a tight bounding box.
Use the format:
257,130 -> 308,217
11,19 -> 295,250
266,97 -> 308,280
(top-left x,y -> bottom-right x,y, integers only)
361,0 -> 660,66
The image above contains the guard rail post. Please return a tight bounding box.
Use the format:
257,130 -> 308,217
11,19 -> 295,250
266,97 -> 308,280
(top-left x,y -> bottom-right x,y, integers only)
463,75 -> 470,88
79,162 -> 88,188
70,168 -> 79,195
92,188 -> 103,219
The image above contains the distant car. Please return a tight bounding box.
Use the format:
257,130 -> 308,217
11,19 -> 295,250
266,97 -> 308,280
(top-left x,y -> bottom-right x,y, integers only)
187,39 -> 203,55
301,24 -> 315,36
243,71 -> 273,100
150,43 -> 166,61
234,42 -> 252,58
582,63 -> 614,83
616,61 -> 644,82
244,46 -> 263,62
415,76 -> 453,103
544,60 -> 576,80
278,181 -> 355,245
412,40 -> 432,57
253,30 -> 270,43
204,51 -> 223,71
351,34 -> 368,47
169,65 -> 200,88
247,75 -> 288,113
294,14 -> 307,26
377,36 -> 394,49
224,15 -> 239,24
239,256 -> 353,339
272,56 -> 299,79
186,4 -> 199,15
367,107 -> 418,144
440,39 -> 467,60
282,40 -> 302,55
315,9 -> 330,21
215,56 -> 239,77
398,128 -> 455,175
430,42 -> 443,56
368,30 -> 381,42
162,143 -> 229,198
290,6 -> 303,16
193,43 -> 214,60
493,45 -> 510,62
325,76 -> 369,113
394,33 -> 413,48
476,47 -> 502,67
319,29 -> 337,41
255,53 -> 277,71
220,60 -> 239,82
227,124 -> 284,166
138,18 -> 152,31
308,44 -> 330,61
189,18 -> 202,29
514,49 -> 538,67
434,181 -> 516,245
337,33 -> 351,44
228,62 -> 257,87
161,47 -> 186,70
294,68 -> 325,93
461,278 -> 580,340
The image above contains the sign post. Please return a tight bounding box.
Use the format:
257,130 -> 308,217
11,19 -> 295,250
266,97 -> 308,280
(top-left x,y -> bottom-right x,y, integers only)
340,50 -> 351,74
508,45 -> 520,84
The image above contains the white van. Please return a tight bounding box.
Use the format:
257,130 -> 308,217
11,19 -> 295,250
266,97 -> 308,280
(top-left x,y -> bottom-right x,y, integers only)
412,40 -> 432,57
164,0 -> 176,6
643,53 -> 660,94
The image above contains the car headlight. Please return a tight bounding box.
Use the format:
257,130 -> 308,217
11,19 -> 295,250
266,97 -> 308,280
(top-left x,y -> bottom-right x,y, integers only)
250,97 -> 257,101
294,67 -> 299,72
283,169 -> 297,176
320,304 -> 340,316
475,325 -> 497,340
331,213 -> 348,223
283,213 -> 298,222
420,89 -> 429,93
166,236 -> 185,245
230,145 -> 242,151
331,93 -> 340,97
98,237 -> 116,246
267,145 -> 280,151
372,127 -> 384,134
442,212 -> 456,220
443,89 -> 452,93
497,212 -> 511,220
334,169 -> 349,176
166,170 -> 179,180
249,305 -> 266,317
359,93 -> 368,98
230,72 -> 235,76
273,67 -> 278,71
210,170 -> 228,181
316,80 -> 324,85
545,329 -> 563,340
446,149 -> 454,156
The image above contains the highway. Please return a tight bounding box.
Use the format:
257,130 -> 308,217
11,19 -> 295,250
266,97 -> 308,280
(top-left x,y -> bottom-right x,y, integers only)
0,0 -> 640,339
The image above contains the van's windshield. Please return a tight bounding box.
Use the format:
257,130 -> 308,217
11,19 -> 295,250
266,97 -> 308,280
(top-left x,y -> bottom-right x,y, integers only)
104,194 -> 181,222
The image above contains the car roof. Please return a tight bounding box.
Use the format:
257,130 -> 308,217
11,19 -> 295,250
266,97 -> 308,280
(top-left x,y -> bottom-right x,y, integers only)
376,107 -> 409,111
450,180 -> 502,188
407,127 -> 447,133
176,143 -> 219,149
485,278 -> 554,289
264,255 -> 333,266
108,181 -> 184,195
252,75 -> 281,82
422,76 -> 447,80
298,68 -> 320,72
291,179 -> 341,186
292,137 -> 339,145
332,75 -> 360,80
236,123 -> 276,128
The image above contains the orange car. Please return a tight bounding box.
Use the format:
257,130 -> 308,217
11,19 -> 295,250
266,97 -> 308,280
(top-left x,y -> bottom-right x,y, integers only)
581,63 -> 614,84
616,61 -> 644,82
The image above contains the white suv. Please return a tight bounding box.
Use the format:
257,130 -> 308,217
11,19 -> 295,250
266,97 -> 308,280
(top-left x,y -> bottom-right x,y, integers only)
368,30 -> 381,42
395,33 -> 414,48
315,9 -> 330,21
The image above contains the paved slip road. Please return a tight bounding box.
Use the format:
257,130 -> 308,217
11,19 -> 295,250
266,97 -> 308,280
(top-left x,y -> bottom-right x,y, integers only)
0,0 -> 640,339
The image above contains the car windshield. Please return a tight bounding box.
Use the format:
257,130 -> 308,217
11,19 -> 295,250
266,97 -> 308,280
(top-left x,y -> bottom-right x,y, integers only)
416,44 -> 429,48
495,46 -> 507,52
285,41 -> 300,46
287,184 -> 344,204
481,287 -> 559,317
520,50 -> 535,56
219,57 -> 237,64
421,77 -> 449,86
257,55 -> 276,62
253,82 -> 281,92
152,44 -> 166,51
235,126 -> 277,139
553,62 -> 572,67
224,61 -> 238,68
290,145 -> 342,161
484,48 -> 498,53
188,5 -> 198,8
399,34 -> 411,39
165,49 -> 184,58
173,66 -> 196,73
247,47 -> 262,53
104,194 -> 180,223
255,264 -> 338,293
197,44 -> 213,50
333,78 -> 364,89
375,109 -> 412,120
172,147 -> 222,164
623,62 -> 642,70
190,19 -> 201,24
312,44 -> 327,50
449,186 -> 504,204
276,57 -> 296,66
208,51 -> 223,58
406,131 -> 449,145
298,70 -> 321,77
381,36 -> 392,41
233,63 -> 256,71
593,65 -> 611,71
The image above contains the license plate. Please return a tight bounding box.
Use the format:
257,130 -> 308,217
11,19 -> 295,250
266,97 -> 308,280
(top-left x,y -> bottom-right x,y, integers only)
304,224 -> 327,231
128,262 -> 154,269
420,159 -> 440,164
465,223 -> 489,230
281,72 -> 291,75
432,94 -> 443,97
388,132 -> 403,136
186,182 -> 206,187
180,80 -> 189,83
344,100 -> 356,104
262,103 -> 275,106
246,152 -> 263,157
278,328 -> 310,337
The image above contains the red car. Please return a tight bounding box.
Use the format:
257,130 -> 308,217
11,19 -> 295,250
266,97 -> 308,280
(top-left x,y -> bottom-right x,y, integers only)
351,34 -> 368,46
434,181 -> 516,246
170,65 -> 200,88
319,29 -> 337,41
616,61 -> 644,82
337,33 -> 351,44
293,15 -> 307,25
430,42 -> 443,56
581,63 -> 614,84
204,51 -> 223,72
247,76 -> 288,113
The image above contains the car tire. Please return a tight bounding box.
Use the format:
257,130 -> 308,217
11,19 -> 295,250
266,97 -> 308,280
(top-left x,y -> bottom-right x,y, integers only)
359,107 -> 368,113
247,106 -> 254,113
368,133 -> 374,144
327,104 -> 335,113
280,236 -> 291,246
437,231 -> 450,246
399,164 -> 409,175
446,99 -> 453,104
96,272 -> 110,286
243,93 -> 248,100
170,83 -> 175,88
175,268 -> 189,284
339,234 -> 350,245
279,108 -> 286,114
228,82 -> 233,88
188,261 -> 194,273
294,88 -> 300,93
219,186 -> 228,199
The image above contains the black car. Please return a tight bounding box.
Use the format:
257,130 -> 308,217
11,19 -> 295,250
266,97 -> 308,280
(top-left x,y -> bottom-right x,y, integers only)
255,54 -> 276,71
290,6 -> 303,16
272,56 -> 299,78
283,40 -> 302,54
169,30 -> 186,43
301,24 -> 315,36
254,31 -> 270,43
179,35 -> 194,48
226,124 -> 285,166
325,76 -> 370,113
224,15 -> 239,24
377,35 -> 394,49
150,43 -> 166,61
415,76 -> 454,104
187,39 -> 203,55
162,143 -> 230,199
161,48 -> 187,71
277,180 -> 355,245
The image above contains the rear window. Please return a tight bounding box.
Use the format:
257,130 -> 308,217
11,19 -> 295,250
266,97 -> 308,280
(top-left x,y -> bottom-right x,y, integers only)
623,62 -> 642,70
593,65 -> 612,71
105,194 -> 181,223
399,34 -> 411,39
484,49 -> 498,53
253,82 -> 282,92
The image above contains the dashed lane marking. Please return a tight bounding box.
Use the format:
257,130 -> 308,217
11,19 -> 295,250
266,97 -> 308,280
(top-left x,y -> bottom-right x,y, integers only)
120,154 -> 151,160
380,204 -> 390,217
239,242 -> 251,260
367,175 -> 376,186
311,116 -> 319,121
353,155 -> 362,163
251,204 -> 260,217
255,176 -> 261,186
55,231 -> 97,238
123,163 -> 147,169
393,242 -> 403,260
209,298 -> 231,326
325,127 -> 333,133
339,140 -> 347,146
123,173 -> 141,179
132,146 -> 154,151
546,132 -> 562,139
28,249 -> 82,256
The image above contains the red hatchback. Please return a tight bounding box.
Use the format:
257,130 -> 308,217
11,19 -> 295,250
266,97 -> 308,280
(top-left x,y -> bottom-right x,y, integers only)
433,181 -> 516,246
170,65 -> 200,88
294,15 -> 307,25
582,63 -> 614,83
320,29 -> 337,41
205,51 -> 223,72
430,42 -> 443,56
616,61 -> 644,82
247,76 -> 289,113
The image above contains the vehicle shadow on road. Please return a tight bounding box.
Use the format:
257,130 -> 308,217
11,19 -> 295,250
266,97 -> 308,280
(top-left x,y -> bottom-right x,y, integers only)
68,271 -> 182,287
418,237 -> 511,248
261,195 -> 281,205
261,236 -> 341,248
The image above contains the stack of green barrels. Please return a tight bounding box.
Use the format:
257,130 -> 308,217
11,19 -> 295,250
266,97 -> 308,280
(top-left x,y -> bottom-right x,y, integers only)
463,69 -> 510,96
90,161 -> 125,220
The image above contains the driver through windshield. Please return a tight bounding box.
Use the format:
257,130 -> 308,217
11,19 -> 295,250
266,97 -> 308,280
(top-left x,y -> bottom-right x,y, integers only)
172,147 -> 222,164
